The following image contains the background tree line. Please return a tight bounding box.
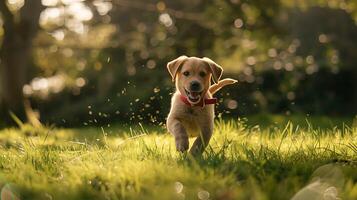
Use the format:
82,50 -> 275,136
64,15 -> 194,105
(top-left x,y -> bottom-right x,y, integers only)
0,0 -> 356,127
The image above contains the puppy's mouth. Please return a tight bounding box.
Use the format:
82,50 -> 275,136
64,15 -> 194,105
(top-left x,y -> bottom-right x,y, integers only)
184,89 -> 202,104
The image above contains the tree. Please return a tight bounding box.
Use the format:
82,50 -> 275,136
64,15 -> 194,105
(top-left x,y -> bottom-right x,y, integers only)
0,0 -> 43,122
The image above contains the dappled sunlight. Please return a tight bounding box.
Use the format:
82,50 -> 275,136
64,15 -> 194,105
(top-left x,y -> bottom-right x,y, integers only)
40,0 -> 93,35
23,75 -> 66,98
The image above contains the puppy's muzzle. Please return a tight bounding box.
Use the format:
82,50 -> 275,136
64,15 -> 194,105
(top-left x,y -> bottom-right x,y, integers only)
185,81 -> 203,103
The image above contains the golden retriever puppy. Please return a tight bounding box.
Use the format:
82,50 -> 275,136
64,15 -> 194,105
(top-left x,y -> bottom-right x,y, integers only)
166,56 -> 237,155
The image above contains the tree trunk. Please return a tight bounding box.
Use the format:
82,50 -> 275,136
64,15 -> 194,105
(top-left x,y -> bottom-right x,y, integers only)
0,0 -> 43,123
0,39 -> 28,119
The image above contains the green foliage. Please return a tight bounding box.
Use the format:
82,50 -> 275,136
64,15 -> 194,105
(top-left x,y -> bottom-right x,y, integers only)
0,116 -> 356,199
29,0 -> 357,124
1,0 -> 357,124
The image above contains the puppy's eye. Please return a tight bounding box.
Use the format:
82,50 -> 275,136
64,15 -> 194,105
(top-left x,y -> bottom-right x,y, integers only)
183,71 -> 190,76
199,71 -> 206,77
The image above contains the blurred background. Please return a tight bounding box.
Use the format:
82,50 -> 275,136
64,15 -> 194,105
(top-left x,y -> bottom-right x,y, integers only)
0,0 -> 356,127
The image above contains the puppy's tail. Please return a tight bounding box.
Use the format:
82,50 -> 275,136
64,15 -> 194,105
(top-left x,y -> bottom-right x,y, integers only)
209,78 -> 238,95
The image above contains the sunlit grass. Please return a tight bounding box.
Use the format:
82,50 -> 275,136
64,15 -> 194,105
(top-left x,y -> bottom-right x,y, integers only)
0,116 -> 356,200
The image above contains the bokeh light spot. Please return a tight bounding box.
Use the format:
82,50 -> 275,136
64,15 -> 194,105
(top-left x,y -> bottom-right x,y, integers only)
234,18 -> 244,28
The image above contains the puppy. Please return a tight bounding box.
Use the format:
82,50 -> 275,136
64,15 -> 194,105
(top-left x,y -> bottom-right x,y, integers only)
166,56 -> 237,155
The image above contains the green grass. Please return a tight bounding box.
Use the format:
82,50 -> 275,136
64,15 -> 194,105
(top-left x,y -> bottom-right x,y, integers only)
0,116 -> 356,200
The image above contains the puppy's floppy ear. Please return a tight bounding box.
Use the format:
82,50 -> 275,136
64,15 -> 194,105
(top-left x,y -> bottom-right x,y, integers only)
167,55 -> 188,82
202,57 -> 223,83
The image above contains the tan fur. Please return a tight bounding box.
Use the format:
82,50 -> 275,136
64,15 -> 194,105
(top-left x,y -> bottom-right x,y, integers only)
166,56 -> 237,155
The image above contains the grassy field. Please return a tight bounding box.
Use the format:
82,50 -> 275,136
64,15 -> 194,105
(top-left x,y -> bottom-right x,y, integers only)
0,115 -> 356,200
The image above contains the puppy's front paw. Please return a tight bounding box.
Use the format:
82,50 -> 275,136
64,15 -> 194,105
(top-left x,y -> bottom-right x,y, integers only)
175,136 -> 189,152
189,146 -> 201,156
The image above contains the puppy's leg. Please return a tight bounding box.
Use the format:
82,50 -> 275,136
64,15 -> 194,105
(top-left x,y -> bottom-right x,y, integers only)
189,123 -> 213,155
167,117 -> 189,152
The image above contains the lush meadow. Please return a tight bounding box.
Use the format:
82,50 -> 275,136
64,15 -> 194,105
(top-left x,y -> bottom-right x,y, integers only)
0,116 -> 356,200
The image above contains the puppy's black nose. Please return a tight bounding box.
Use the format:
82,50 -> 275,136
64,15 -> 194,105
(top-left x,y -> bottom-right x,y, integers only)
190,81 -> 201,91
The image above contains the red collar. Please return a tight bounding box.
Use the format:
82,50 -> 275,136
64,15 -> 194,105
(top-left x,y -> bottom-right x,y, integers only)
180,94 -> 217,107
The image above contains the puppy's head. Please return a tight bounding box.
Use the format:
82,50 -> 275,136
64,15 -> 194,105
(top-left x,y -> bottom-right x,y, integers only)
167,56 -> 223,104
